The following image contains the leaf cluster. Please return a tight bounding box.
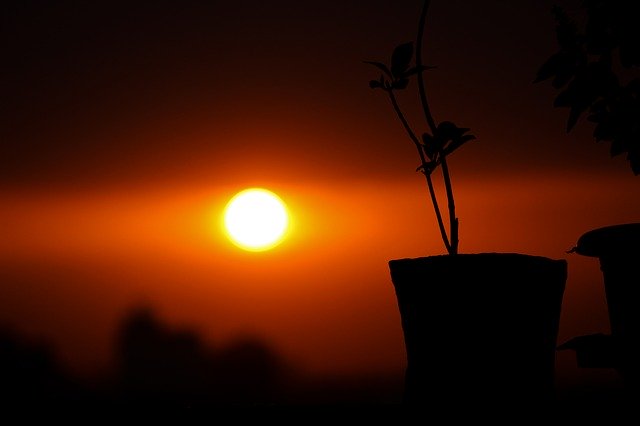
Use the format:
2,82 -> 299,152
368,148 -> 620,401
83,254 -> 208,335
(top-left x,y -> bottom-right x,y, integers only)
365,42 -> 430,90
366,42 -> 475,175
534,1 -> 640,175
419,121 -> 475,174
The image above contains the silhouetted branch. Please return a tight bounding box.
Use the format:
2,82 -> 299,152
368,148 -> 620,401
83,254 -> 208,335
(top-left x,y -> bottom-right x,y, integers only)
440,156 -> 458,254
416,0 -> 437,134
387,89 -> 452,253
416,0 -> 459,255
365,0 -> 475,255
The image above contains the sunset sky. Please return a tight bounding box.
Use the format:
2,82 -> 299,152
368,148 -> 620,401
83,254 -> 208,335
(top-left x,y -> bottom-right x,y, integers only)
2,0 -> 639,392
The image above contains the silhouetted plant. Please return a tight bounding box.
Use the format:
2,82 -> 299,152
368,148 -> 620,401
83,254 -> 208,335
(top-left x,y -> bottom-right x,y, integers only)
365,0 -> 475,255
534,0 -> 640,175
114,306 -> 287,407
0,327 -> 83,406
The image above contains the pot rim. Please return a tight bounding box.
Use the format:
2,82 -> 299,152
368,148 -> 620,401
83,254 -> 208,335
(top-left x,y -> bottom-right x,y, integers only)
571,222 -> 640,257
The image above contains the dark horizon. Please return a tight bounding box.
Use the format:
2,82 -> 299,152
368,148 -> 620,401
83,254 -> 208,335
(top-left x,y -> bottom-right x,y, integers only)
0,302 -> 628,410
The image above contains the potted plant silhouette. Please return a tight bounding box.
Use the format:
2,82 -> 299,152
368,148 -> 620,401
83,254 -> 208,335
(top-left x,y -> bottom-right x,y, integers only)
366,0 -> 568,406
534,2 -> 640,396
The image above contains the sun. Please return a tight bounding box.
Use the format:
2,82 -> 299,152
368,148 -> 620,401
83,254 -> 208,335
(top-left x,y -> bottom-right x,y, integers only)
223,188 -> 290,251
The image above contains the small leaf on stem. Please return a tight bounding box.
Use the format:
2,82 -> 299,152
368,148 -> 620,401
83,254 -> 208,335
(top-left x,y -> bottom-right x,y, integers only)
391,42 -> 413,78
403,65 -> 436,78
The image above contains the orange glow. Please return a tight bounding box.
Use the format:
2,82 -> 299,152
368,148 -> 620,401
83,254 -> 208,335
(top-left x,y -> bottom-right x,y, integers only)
1,171 -> 638,381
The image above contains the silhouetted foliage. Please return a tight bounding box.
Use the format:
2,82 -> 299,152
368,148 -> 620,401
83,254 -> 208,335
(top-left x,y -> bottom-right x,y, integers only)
535,1 -> 640,175
114,306 -> 289,408
0,328 -> 84,408
0,307 -> 405,412
365,0 -> 475,255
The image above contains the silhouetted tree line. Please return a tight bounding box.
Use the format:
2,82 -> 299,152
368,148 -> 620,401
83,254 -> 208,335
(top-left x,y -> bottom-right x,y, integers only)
0,306 -> 405,414
0,307 -> 293,411
0,327 -> 82,408
111,306 -> 290,409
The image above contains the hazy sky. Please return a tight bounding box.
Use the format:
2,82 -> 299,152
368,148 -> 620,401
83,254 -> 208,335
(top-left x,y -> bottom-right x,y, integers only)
5,0 -> 634,188
2,0 -> 639,388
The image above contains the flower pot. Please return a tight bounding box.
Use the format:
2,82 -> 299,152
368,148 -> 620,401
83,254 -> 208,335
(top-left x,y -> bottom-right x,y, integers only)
569,223 -> 640,392
388,253 -> 567,406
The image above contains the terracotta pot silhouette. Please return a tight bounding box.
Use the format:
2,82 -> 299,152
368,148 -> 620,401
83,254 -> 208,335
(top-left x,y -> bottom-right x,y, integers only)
569,223 -> 640,393
389,253 -> 567,406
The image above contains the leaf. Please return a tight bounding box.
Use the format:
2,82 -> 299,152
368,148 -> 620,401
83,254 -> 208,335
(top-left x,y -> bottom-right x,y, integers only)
443,134 -> 475,156
416,160 -> 437,175
556,52 -> 586,89
587,98 -> 608,122
436,120 -> 457,133
554,77 -> 595,132
592,121 -> 614,142
369,80 -> 382,89
553,6 -> 579,50
534,53 -> 563,83
629,150 -> 640,175
403,65 -> 436,78
436,121 -> 468,142
443,137 -> 474,157
552,67 -> 576,89
391,42 -> 413,78
587,59 -> 619,94
610,137 -> 626,157
566,105 -> 584,132
430,122 -> 475,156
363,61 -> 392,78
421,132 -> 438,159
553,87 -> 576,108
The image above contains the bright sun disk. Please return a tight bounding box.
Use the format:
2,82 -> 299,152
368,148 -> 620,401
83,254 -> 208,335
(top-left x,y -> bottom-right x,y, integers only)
223,188 -> 289,251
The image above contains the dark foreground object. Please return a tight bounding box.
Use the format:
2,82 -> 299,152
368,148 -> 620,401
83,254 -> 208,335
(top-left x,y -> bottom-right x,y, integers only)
389,253 -> 567,407
564,223 -> 640,397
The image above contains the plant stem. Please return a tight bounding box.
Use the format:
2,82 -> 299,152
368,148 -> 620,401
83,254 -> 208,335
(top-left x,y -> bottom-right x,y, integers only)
387,89 -> 451,253
416,0 -> 437,134
440,156 -> 458,254
416,0 -> 458,255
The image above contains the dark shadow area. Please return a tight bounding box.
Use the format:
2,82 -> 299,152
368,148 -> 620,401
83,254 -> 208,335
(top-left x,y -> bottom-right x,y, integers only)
105,306 -> 292,410
534,0 -> 640,175
0,305 -> 403,415
0,327 -> 87,408
0,302 -> 637,416
558,224 -> 640,406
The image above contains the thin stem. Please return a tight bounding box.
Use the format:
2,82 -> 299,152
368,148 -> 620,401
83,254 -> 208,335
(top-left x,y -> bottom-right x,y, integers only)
417,0 -> 459,254
387,89 -> 451,253
416,0 -> 437,134
440,156 -> 458,254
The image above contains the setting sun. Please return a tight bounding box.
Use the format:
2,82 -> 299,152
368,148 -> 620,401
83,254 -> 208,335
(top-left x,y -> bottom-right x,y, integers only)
223,188 -> 289,251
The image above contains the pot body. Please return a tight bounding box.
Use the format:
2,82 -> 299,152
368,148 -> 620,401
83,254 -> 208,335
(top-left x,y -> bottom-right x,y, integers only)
573,223 -> 640,392
389,253 -> 567,407
600,253 -> 640,389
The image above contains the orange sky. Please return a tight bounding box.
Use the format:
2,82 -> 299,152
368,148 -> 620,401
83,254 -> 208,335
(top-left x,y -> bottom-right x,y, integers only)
2,171 -> 638,387
2,0 -> 639,392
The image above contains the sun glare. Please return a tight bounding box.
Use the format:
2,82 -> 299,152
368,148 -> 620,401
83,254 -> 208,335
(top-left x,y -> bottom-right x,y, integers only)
223,188 -> 289,251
